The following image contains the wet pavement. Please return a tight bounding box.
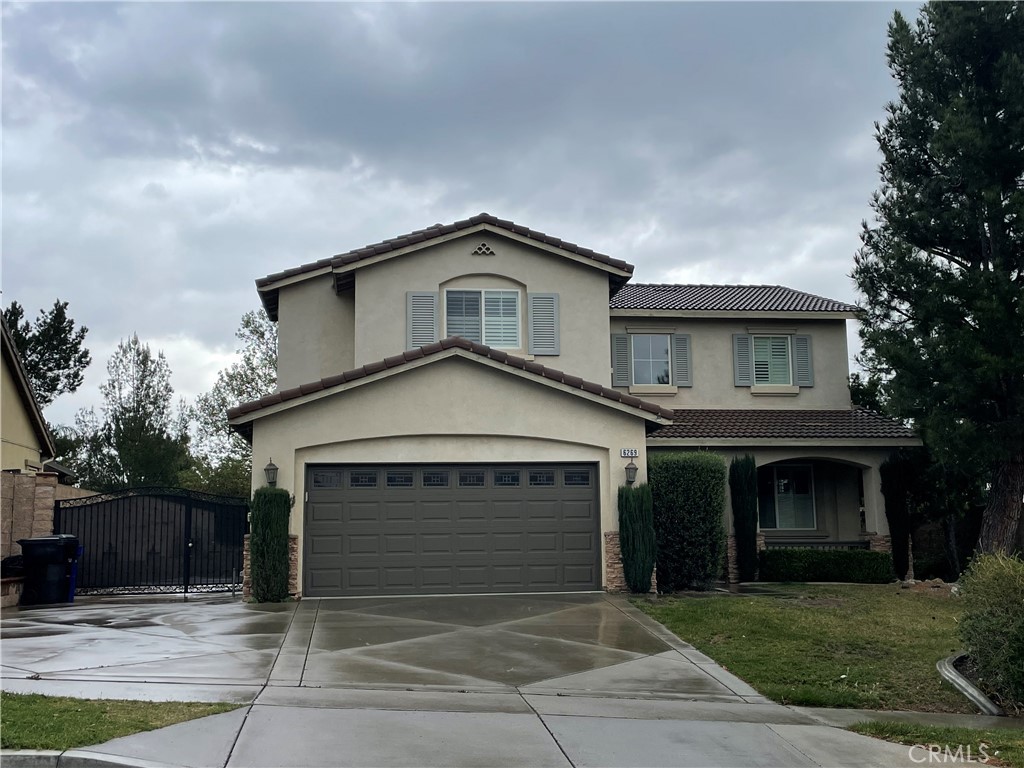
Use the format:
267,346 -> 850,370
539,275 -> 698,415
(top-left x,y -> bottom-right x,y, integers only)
1,593 -> 930,766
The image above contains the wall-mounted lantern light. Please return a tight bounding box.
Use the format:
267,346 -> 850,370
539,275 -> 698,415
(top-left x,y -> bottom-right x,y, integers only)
264,459 -> 279,488
624,459 -> 638,485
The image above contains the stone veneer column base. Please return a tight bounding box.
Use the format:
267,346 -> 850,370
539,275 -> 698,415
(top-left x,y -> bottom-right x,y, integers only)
726,532 -> 767,583
867,534 -> 892,553
242,533 -> 301,601
603,531 -> 657,594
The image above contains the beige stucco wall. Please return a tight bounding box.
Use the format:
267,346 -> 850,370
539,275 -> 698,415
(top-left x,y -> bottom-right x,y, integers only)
249,355 -> 653,593
277,276 -> 355,390
1,355 -> 44,472
647,445 -> 892,541
271,232 -> 614,391
610,316 -> 853,410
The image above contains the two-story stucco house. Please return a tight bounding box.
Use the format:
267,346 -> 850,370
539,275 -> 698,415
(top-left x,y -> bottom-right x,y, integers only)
228,214 -> 917,597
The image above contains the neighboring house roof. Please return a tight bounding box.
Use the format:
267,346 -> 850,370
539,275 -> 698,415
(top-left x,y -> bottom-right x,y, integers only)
227,336 -> 675,440
648,408 -> 917,443
1,319 -> 56,462
610,284 -> 859,315
257,213 -> 635,320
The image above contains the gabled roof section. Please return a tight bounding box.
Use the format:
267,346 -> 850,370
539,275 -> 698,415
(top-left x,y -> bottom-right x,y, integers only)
227,336 -> 673,441
257,214 -> 635,319
647,408 -> 917,442
610,284 -> 859,315
1,319 -> 56,462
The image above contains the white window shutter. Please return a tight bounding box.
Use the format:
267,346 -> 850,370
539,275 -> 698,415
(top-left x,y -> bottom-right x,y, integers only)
673,334 -> 692,387
793,335 -> 814,387
528,293 -> 559,355
407,292 -> 438,349
611,334 -> 630,387
733,334 -> 753,386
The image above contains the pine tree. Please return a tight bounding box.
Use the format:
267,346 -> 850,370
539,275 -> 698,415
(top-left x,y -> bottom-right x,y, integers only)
853,2 -> 1024,554
3,300 -> 91,408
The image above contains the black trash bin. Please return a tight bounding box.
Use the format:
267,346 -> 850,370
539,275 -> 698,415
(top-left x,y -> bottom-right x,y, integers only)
18,535 -> 80,606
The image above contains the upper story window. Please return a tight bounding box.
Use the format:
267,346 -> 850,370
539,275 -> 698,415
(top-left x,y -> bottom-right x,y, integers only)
446,290 -> 520,348
632,334 -> 671,385
734,333 -> 814,389
611,332 -> 692,389
752,336 -> 792,386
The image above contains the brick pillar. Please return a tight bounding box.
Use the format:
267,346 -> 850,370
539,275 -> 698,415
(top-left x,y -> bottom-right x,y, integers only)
1,474 -> 15,558
242,534 -> 252,599
32,473 -> 58,539
10,474 -> 36,553
288,534 -> 300,599
242,533 -> 300,600
726,535 -> 740,583
604,532 -> 626,592
868,534 -> 892,553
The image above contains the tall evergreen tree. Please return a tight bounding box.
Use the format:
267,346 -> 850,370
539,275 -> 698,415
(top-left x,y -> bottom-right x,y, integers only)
3,299 -> 91,408
853,2 -> 1024,554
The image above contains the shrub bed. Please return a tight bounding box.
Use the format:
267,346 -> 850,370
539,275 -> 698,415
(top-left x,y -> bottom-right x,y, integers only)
958,553 -> 1024,712
758,548 -> 895,583
649,451 -> 726,591
250,487 -> 291,602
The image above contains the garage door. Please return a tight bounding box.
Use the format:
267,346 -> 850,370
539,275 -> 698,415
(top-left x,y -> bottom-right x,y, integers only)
303,463 -> 600,596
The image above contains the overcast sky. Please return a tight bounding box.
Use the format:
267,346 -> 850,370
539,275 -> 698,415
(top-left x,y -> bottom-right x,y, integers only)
2,1 -> 915,426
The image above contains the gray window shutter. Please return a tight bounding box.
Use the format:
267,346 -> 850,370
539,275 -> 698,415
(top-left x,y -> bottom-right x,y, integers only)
527,293 -> 559,355
793,334 -> 814,387
673,334 -> 692,387
407,291 -> 438,349
611,334 -> 630,386
733,333 -> 753,386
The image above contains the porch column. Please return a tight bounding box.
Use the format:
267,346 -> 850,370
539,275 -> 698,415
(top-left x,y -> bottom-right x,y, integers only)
861,464 -> 888,536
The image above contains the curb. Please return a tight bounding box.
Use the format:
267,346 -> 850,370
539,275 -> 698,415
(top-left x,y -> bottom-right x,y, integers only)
0,750 -> 179,768
936,653 -> 1004,716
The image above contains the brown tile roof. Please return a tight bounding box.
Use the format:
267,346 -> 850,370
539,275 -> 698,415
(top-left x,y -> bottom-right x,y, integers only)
647,409 -> 916,441
228,336 -> 674,439
257,213 -> 634,318
610,284 -> 859,314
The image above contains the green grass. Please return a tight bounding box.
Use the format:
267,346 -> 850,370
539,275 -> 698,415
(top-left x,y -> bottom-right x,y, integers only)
0,693 -> 240,751
634,583 -> 968,712
850,721 -> 1024,768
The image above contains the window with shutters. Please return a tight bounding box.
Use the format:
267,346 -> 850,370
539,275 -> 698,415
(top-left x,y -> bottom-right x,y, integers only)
752,336 -> 791,386
612,332 -> 691,389
445,290 -> 520,348
632,334 -> 672,385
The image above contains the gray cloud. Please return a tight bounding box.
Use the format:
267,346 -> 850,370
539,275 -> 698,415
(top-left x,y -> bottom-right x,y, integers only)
2,1 -> 915,425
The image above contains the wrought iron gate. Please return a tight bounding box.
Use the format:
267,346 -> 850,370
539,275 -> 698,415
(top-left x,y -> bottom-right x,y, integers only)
53,487 -> 249,595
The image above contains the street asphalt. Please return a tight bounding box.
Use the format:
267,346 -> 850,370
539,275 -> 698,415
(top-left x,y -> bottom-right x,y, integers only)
0,593 -> 996,767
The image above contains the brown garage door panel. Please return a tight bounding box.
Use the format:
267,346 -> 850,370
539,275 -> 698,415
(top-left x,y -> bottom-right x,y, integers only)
304,463 -> 600,596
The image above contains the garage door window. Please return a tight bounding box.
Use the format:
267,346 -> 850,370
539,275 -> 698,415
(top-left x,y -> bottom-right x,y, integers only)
423,470 -> 450,488
349,470 -> 378,489
312,470 -> 342,488
386,470 -> 414,488
495,469 -> 520,487
564,469 -> 591,487
458,470 -> 486,487
529,469 -> 556,487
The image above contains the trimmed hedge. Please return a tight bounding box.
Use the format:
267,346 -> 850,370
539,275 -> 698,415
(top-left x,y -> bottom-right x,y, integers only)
250,487 -> 291,602
618,483 -> 656,593
758,548 -> 895,583
649,451 -> 727,591
729,455 -> 759,582
958,554 -> 1024,711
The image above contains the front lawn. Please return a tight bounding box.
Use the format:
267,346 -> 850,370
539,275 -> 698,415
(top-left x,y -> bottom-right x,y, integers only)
850,721 -> 1024,768
635,583 -> 968,712
0,693 -> 240,751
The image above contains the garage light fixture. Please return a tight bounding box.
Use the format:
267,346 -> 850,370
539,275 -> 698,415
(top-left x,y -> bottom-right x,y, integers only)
264,459 -> 279,488
624,459 -> 638,485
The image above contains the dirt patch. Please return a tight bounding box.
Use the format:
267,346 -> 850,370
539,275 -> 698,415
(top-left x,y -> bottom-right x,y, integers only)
901,578 -> 959,596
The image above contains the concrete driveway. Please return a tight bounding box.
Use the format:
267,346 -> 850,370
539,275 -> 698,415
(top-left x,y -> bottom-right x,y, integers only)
1,593 -> 922,767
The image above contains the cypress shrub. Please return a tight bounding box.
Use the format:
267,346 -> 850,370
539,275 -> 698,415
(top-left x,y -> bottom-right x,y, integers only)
649,452 -> 727,592
880,453 -> 913,579
250,487 -> 291,602
958,554 -> 1024,711
729,455 -> 759,582
758,548 -> 895,583
618,483 -> 655,593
